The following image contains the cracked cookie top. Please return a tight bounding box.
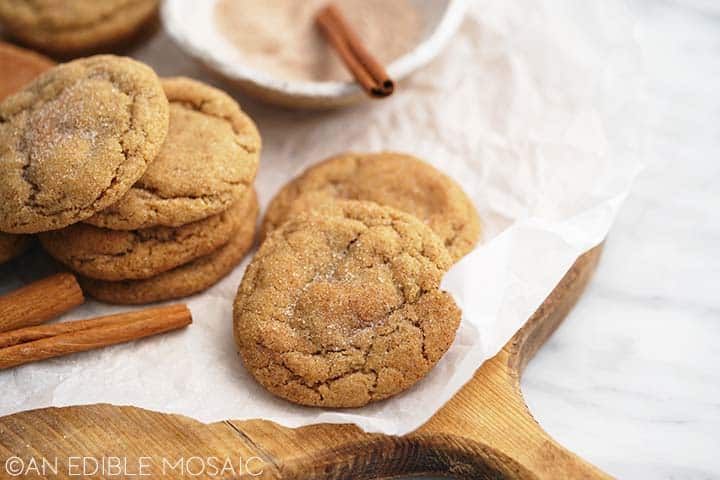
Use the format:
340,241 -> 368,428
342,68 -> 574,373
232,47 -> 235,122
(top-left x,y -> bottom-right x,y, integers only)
0,0 -> 159,54
0,55 -> 168,234
261,152 -> 481,263
234,200 -> 461,408
85,77 -> 261,230
40,188 -> 256,282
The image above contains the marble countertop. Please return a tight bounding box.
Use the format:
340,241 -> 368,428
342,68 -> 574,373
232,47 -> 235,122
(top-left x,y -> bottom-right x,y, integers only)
518,1 -> 720,478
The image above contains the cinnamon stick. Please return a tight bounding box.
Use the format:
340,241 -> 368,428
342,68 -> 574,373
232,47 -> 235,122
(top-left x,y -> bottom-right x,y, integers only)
0,304 -> 192,370
316,3 -> 394,98
0,304 -> 187,349
0,273 -> 84,333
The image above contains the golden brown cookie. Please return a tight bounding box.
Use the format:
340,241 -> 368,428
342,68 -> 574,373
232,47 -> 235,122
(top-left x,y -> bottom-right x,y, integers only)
0,0 -> 159,55
0,232 -> 31,264
79,192 -> 259,305
0,55 -> 169,234
0,41 -> 54,101
234,200 -> 461,408
261,152 -> 481,262
86,77 -> 261,230
40,189 -> 256,281
0,47 -> 42,263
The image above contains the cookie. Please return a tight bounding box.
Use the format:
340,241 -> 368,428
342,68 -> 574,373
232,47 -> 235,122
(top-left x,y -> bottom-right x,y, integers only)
0,41 -> 54,101
0,0 -> 159,55
86,77 -> 261,230
40,189 -> 256,281
261,152 -> 481,262
0,55 -> 169,234
0,232 -> 31,264
234,200 -> 461,408
79,192 -> 259,305
0,43 -> 52,264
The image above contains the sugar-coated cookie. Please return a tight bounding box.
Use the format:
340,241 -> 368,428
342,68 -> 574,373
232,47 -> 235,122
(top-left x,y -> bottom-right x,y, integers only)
0,0 -> 159,55
262,152 -> 481,262
40,190 -> 256,281
235,200 -> 461,408
0,55 -> 168,234
86,77 -> 261,230
80,191 -> 259,305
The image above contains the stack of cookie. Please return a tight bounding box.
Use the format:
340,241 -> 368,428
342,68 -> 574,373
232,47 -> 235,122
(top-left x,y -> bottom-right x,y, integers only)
0,55 -> 261,304
233,152 -> 480,407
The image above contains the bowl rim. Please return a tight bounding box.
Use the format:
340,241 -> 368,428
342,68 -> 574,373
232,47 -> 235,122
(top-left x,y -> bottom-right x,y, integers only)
161,0 -> 468,100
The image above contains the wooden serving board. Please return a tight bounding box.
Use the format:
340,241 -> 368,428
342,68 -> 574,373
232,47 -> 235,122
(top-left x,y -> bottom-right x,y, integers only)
0,246 -> 609,479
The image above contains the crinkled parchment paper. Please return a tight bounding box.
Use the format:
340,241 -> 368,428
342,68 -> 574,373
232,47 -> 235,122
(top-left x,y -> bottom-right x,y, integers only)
0,0 -> 644,434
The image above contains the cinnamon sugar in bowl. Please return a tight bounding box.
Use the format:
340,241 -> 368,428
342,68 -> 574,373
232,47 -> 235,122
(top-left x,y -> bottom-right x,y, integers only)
162,0 -> 467,108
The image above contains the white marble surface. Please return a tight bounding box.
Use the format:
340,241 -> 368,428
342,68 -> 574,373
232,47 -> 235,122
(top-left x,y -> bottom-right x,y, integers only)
517,1 -> 720,479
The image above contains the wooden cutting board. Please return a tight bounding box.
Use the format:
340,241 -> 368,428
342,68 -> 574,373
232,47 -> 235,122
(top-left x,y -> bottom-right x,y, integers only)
0,245 -> 610,479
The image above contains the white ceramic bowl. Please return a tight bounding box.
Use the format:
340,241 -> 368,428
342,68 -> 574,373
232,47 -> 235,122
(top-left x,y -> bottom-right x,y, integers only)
161,0 -> 467,108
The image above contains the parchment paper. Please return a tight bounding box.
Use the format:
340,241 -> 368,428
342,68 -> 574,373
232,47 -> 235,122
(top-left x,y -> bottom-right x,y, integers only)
0,0 -> 645,435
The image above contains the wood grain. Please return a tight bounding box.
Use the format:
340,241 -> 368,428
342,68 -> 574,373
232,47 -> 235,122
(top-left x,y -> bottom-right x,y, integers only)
0,246 -> 608,479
